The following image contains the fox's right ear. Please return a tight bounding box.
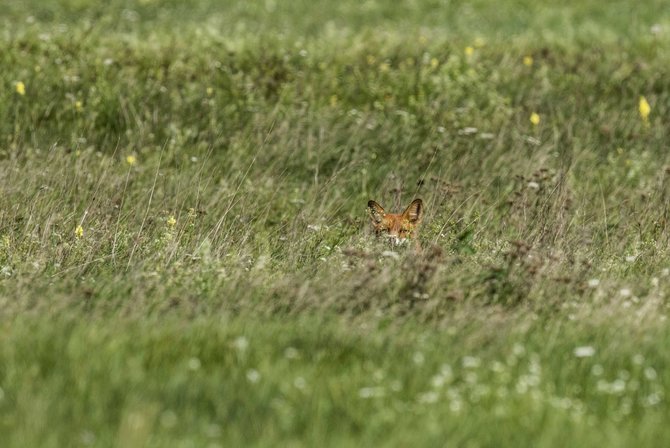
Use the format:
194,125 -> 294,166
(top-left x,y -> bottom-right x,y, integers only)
367,200 -> 385,224
402,198 -> 424,224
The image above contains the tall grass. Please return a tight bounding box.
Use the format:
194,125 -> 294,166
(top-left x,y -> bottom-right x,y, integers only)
1,0 -> 670,446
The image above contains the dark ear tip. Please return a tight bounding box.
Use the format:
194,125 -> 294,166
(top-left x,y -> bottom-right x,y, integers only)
368,200 -> 377,207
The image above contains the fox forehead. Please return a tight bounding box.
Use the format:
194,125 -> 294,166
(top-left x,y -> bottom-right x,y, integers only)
375,214 -> 414,228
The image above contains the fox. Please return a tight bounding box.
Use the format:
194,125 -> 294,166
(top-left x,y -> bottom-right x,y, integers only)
367,198 -> 424,246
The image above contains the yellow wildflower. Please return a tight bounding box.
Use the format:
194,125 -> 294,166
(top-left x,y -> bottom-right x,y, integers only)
126,155 -> 137,166
167,216 -> 176,228
464,46 -> 474,57
530,112 -> 541,126
379,62 -> 390,72
639,96 -> 651,122
75,100 -> 83,112
75,225 -> 84,239
15,81 -> 26,95
523,55 -> 534,67
430,57 -> 439,69
206,87 -> 214,96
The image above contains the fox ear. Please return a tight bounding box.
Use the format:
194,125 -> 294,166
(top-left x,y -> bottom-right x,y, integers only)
402,199 -> 424,224
367,200 -> 386,224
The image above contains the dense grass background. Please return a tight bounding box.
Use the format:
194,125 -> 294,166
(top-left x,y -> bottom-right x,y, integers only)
2,0 -> 670,446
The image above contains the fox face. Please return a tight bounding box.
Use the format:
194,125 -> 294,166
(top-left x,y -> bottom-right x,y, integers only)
367,198 -> 424,245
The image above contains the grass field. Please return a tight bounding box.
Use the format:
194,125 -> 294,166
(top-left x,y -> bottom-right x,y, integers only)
2,0 -> 670,446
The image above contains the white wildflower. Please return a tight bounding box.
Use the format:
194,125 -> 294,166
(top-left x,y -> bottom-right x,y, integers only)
382,250 -> 400,260
462,356 -> 481,368
246,369 -> 261,383
587,278 -> 600,288
284,347 -> 300,359
458,127 -> 478,136
187,357 -> 201,371
644,367 -> 658,381
358,387 -> 384,399
574,346 -> 596,358
418,391 -> 439,404
233,336 -> 249,352
413,352 -> 425,365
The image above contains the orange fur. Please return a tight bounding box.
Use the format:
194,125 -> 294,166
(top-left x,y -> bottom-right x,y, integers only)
367,198 -> 424,245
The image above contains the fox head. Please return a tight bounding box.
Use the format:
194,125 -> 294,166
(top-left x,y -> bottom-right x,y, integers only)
367,198 -> 424,245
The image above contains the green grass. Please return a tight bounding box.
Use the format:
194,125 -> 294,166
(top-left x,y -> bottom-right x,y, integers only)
2,0 -> 670,446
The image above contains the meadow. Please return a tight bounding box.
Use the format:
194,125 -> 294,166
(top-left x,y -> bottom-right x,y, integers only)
2,0 -> 670,446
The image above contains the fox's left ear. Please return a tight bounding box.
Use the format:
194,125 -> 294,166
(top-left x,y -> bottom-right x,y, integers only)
368,200 -> 386,224
402,199 -> 424,223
